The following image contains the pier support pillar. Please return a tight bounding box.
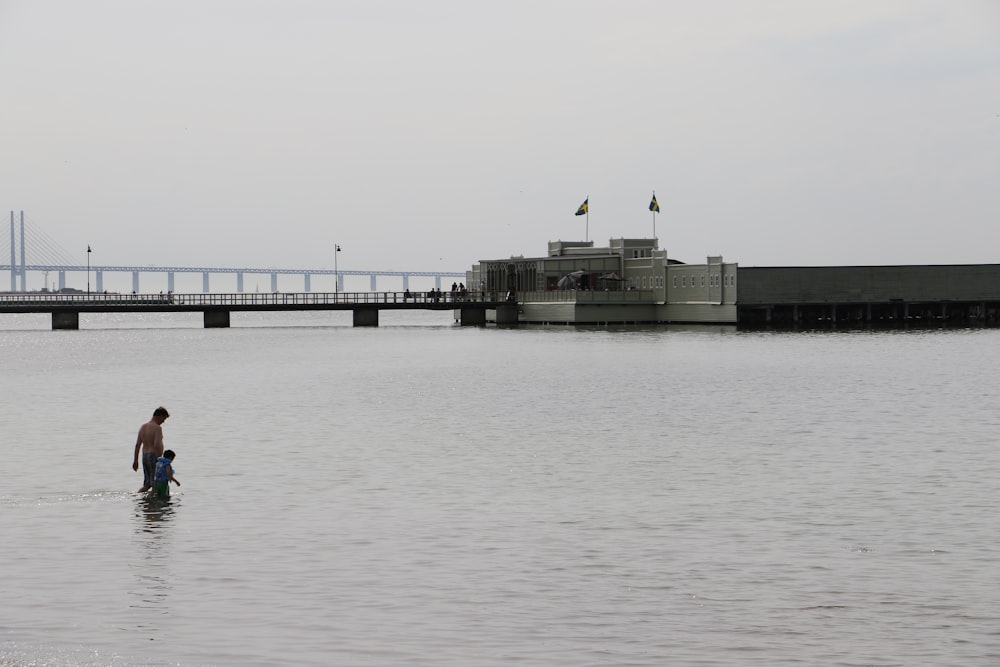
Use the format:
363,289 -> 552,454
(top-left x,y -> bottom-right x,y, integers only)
353,308 -> 379,327
52,311 -> 79,330
204,309 -> 231,328
459,306 -> 487,326
495,303 -> 519,327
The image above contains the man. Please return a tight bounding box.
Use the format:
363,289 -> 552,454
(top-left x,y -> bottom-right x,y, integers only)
132,406 -> 170,493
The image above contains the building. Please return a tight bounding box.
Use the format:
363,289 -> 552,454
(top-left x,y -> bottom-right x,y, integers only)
737,264 -> 1000,325
469,239 -> 1000,327
467,238 -> 738,324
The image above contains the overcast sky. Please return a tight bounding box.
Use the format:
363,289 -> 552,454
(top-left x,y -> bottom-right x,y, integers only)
2,0 -> 998,280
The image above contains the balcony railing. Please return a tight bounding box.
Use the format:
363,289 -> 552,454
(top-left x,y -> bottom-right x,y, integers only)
515,289 -> 657,303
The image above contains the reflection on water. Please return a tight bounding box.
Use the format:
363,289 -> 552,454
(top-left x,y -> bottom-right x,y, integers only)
135,492 -> 177,532
129,494 -> 178,629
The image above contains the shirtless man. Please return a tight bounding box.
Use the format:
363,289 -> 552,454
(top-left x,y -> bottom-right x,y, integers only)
132,407 -> 170,493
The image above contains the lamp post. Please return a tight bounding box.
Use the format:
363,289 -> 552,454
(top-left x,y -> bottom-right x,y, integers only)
334,244 -> 341,293
87,245 -> 92,293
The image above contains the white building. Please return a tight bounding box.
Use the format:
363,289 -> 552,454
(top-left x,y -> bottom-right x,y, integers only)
467,238 -> 738,324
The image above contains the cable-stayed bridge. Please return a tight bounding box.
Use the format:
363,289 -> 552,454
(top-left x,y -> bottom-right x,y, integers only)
3,212 -> 466,293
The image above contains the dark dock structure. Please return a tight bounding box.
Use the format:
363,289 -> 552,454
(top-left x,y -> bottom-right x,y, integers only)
737,264 -> 1000,327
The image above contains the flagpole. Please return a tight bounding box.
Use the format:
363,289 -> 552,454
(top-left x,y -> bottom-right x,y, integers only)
653,191 -> 656,241
650,190 -> 658,244
575,196 -> 589,242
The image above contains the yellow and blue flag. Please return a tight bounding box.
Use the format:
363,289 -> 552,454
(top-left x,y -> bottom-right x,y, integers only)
575,198 -> 589,216
649,194 -> 660,213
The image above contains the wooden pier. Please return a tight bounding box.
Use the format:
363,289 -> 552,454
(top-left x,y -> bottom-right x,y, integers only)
0,291 -> 513,329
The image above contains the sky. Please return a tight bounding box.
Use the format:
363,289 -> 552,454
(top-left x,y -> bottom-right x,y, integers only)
2,0 -> 999,283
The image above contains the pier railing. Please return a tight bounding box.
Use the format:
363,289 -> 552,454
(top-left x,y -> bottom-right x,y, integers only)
0,290 -> 501,308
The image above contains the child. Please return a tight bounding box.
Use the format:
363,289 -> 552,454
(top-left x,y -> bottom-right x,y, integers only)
153,450 -> 180,499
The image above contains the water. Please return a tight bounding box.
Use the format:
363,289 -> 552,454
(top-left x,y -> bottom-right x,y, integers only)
2,312 -> 999,666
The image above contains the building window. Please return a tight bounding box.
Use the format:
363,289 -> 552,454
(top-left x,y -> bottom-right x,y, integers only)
700,276 -> 705,287
672,276 -> 677,288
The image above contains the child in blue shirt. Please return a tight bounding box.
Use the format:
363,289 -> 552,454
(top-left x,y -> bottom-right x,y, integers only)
154,450 -> 180,499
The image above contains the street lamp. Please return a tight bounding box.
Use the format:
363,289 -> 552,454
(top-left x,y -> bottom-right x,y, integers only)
87,245 -> 92,293
334,244 -> 341,293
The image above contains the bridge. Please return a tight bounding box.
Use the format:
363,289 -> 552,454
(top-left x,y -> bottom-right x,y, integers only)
3,212 -> 467,293
0,290 -> 517,329
1,262 -> 468,294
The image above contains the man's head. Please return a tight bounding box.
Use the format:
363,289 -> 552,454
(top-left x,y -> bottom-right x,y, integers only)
153,406 -> 170,423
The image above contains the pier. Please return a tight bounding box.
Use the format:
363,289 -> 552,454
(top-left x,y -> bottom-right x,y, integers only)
0,291 -> 515,329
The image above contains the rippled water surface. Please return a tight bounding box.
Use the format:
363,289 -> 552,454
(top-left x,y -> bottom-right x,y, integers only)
2,313 -> 999,666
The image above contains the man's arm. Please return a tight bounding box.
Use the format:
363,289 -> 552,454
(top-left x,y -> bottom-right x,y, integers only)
132,429 -> 143,471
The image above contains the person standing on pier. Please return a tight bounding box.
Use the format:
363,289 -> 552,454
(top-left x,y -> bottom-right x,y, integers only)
132,406 -> 170,493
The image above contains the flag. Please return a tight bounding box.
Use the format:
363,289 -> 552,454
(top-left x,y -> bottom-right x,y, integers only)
649,194 -> 660,213
575,198 -> 588,216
